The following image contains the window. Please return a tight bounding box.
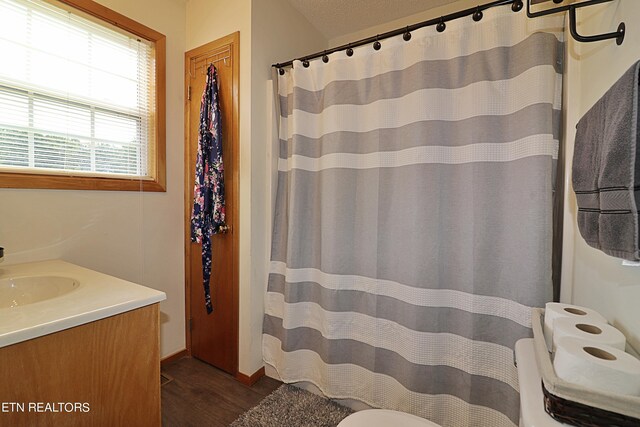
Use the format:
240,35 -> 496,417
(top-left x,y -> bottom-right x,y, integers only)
0,0 -> 166,191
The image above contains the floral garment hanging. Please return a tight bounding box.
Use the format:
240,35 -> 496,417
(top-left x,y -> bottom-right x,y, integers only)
191,64 -> 225,314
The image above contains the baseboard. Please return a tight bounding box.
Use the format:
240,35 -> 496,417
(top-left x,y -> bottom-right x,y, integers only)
161,349 -> 188,367
235,366 -> 265,386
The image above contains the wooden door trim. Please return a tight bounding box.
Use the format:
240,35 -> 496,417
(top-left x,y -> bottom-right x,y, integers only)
184,32 -> 240,375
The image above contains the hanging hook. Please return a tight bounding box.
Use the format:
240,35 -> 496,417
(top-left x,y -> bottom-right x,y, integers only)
373,35 -> 381,50
473,6 -> 483,22
436,17 -> 446,33
403,26 -> 412,41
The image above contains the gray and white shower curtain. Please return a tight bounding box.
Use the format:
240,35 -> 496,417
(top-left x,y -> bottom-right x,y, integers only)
264,6 -> 563,427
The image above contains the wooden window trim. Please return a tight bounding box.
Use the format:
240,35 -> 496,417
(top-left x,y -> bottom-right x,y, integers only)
0,0 -> 166,192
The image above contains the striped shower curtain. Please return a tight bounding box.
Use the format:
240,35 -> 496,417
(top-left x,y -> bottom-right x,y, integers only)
264,6 -> 563,427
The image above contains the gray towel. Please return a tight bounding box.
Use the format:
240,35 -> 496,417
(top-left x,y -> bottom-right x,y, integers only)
573,61 -> 640,261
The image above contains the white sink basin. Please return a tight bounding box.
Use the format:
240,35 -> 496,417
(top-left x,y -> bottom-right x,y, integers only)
0,276 -> 79,308
0,260 -> 166,349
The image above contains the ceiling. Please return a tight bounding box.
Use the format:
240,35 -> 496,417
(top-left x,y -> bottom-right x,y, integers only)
285,0 -> 462,41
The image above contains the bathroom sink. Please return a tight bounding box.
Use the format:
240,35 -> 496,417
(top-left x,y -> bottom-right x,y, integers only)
0,276 -> 79,308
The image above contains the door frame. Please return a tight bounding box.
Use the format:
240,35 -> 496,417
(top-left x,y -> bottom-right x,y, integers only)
183,32 -> 240,373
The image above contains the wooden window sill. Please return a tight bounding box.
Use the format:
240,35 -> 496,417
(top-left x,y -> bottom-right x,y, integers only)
0,171 -> 166,192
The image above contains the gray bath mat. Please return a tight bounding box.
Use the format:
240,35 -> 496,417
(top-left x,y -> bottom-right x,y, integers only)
230,384 -> 354,427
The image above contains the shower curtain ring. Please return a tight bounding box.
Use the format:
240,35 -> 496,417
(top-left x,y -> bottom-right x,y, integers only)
436,17 -> 446,33
512,0 -> 523,12
322,50 -> 329,63
373,35 -> 381,50
403,26 -> 412,41
473,6 -> 483,22
346,43 -> 354,57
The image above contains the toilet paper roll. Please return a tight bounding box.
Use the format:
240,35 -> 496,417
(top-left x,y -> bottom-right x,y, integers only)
552,317 -> 626,352
544,303 -> 607,352
553,337 -> 640,396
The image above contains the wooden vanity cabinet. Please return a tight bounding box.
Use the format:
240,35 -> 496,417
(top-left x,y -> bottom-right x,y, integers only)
0,304 -> 161,426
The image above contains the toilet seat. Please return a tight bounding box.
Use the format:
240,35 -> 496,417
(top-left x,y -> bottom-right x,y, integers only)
338,409 -> 441,427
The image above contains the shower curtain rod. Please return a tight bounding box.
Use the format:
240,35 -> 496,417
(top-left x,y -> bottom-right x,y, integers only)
272,0 -> 521,70
272,0 -> 623,70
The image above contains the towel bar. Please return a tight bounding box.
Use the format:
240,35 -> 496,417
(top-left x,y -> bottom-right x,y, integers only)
527,0 -> 625,45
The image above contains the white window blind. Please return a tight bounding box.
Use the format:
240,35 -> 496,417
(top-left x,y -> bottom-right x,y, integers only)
0,0 -> 155,178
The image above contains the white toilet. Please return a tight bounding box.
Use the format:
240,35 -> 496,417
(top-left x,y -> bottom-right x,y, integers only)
338,338 -> 564,427
338,408 -> 441,427
515,338 -> 566,427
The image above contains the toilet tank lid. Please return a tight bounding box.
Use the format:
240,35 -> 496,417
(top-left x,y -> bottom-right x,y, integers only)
338,409 -> 441,427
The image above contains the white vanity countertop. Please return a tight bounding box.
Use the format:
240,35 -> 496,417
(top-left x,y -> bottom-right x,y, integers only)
0,259 -> 166,348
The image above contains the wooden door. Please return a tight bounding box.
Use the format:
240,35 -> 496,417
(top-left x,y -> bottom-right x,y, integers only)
184,32 -> 239,375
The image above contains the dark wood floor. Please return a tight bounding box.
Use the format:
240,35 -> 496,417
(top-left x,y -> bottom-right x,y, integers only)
161,357 -> 282,427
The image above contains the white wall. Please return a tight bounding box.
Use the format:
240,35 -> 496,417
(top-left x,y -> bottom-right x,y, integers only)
563,2 -> 640,352
250,0 -> 327,375
185,0 -> 326,375
328,0 -> 478,47
0,0 -> 187,358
